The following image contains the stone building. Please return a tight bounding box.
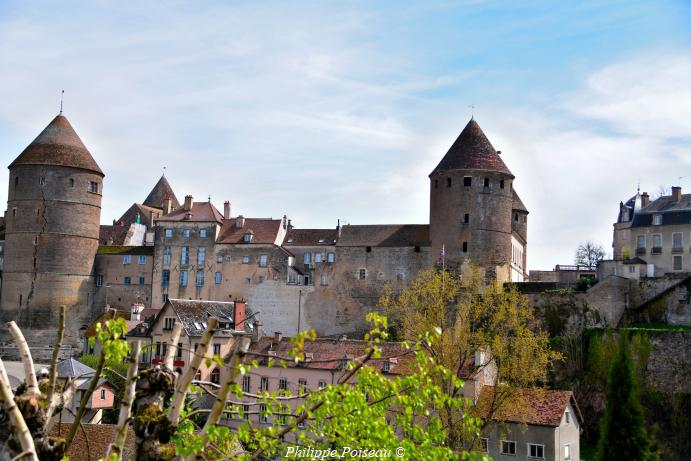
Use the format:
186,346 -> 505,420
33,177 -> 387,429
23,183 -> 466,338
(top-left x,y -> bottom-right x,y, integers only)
429,119 -> 528,282
0,115 -> 528,350
613,186 -> 691,276
0,114 -> 104,353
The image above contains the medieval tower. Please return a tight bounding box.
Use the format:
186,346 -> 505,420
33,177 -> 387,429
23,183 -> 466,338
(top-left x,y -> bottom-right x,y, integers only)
429,119 -> 527,281
1,114 -> 103,348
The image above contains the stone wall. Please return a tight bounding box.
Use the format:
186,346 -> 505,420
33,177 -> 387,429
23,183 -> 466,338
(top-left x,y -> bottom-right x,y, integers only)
645,331 -> 691,394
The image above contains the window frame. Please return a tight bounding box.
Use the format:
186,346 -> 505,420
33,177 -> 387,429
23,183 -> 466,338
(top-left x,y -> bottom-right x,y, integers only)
500,440 -> 516,456
327,252 -> 335,263
164,228 -> 173,238
259,255 -> 268,267
199,228 -> 207,238
138,255 -> 147,265
480,438 -> 488,453
123,276 -> 131,285
214,271 -> 222,284
123,255 -> 132,265
180,246 -> 190,265
527,443 -> 545,459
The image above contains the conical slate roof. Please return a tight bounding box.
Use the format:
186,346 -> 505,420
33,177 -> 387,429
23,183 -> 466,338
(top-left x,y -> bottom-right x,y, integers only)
143,175 -> 180,210
512,189 -> 528,213
431,119 -> 513,177
9,114 -> 104,175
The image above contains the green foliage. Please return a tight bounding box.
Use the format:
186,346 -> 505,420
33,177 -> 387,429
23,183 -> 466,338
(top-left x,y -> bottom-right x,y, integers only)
595,334 -> 657,461
380,266 -> 558,450
172,313 -> 487,460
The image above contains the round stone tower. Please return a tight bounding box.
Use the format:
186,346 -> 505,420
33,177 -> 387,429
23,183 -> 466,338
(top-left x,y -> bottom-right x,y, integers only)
1,114 -> 104,349
429,119 -> 515,280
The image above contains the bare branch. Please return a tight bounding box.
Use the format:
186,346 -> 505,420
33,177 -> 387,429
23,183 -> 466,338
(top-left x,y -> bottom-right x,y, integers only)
64,309 -> 115,449
168,317 -> 218,425
0,358 -> 38,461
6,321 -> 39,394
106,340 -> 141,460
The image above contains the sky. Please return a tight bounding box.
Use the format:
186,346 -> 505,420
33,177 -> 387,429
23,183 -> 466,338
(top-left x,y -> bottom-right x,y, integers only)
0,0 -> 690,271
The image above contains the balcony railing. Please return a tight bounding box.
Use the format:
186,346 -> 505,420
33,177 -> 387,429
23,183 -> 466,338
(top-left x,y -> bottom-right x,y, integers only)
672,247 -> 684,254
636,247 -> 646,256
651,247 -> 662,255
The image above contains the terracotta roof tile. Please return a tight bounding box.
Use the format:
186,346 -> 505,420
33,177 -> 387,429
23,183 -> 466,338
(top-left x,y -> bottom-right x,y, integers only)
218,218 -> 283,244
117,203 -> 163,228
284,228 -> 338,246
248,337 -> 414,375
336,224 -> 430,247
10,115 -> 104,175
99,225 -> 129,245
156,299 -> 254,336
431,119 -> 512,177
476,386 -> 583,427
157,202 -> 224,223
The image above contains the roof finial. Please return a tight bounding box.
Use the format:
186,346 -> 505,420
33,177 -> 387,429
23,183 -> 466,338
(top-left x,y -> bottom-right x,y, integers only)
59,89 -> 64,115
162,166 -> 167,177
208,194 -> 211,202
637,179 -> 640,194
468,104 -> 475,120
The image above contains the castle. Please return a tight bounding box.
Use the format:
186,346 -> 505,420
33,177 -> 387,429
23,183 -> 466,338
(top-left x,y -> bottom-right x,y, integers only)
0,114 -> 528,353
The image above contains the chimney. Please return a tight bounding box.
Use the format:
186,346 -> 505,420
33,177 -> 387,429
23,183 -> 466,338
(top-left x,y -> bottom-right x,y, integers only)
287,219 -> 292,229
641,192 -> 650,207
236,215 -> 245,228
224,201 -> 231,219
233,299 -> 246,331
183,195 -> 193,211
164,198 -> 172,215
131,302 -> 144,321
672,186 -> 682,201
274,331 -> 283,343
252,319 -> 263,343
282,214 -> 288,229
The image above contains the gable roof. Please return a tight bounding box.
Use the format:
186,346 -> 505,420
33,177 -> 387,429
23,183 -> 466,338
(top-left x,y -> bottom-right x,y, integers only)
336,224 -> 430,247
117,203 -> 163,228
431,119 -> 512,177
156,201 -> 224,223
284,228 -> 339,246
10,114 -> 104,175
248,336 -> 414,375
56,358 -> 96,378
218,218 -> 283,244
158,299 -> 253,336
477,387 -> 583,427
143,175 -> 181,210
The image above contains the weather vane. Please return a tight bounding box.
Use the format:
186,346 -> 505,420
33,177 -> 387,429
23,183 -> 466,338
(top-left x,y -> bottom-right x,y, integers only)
59,89 -> 64,115
468,104 -> 475,119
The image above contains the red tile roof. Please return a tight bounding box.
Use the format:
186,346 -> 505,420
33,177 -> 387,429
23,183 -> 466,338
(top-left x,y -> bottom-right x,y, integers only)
248,337 -> 414,375
10,115 -> 104,175
117,203 -> 163,228
99,225 -> 129,245
156,201 -> 224,223
431,119 -> 513,177
476,386 -> 583,427
218,218 -> 283,244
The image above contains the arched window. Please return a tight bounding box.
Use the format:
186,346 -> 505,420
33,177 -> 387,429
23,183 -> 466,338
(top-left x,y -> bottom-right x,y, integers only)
69,178 -> 75,188
210,368 -> 220,384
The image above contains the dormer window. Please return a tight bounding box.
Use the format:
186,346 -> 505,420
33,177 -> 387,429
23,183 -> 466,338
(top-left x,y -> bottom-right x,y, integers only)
243,232 -> 253,243
653,214 -> 662,225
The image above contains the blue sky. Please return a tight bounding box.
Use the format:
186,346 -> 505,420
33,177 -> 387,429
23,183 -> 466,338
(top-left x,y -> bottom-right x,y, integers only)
0,0 -> 690,270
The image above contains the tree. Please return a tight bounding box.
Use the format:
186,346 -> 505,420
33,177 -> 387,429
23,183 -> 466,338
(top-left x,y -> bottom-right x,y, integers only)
0,310 -> 488,460
379,266 -> 558,451
574,241 -> 606,268
595,334 -> 657,461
